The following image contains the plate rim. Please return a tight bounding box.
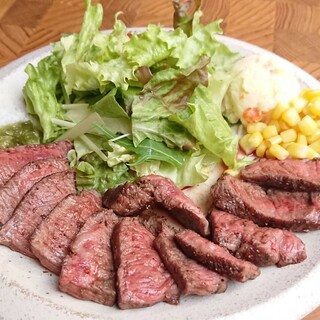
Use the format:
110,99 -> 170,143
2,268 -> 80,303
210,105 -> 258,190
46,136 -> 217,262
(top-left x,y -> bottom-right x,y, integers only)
0,28 -> 320,320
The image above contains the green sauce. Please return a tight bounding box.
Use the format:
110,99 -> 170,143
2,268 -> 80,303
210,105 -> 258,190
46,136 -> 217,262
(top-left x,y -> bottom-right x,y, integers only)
0,121 -> 41,149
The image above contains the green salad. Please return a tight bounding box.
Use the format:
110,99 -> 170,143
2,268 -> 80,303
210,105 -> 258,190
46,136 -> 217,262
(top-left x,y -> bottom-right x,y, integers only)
22,0 -> 241,193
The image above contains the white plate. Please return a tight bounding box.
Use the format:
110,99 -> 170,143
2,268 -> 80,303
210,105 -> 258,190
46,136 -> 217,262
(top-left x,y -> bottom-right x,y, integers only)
0,31 -> 320,320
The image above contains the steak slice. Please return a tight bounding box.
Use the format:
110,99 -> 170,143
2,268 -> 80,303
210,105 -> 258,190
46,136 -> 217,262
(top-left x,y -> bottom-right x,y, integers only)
154,228 -> 228,296
0,158 -> 70,227
210,210 -> 307,267
112,218 -> 180,309
240,158 -> 320,191
103,174 -> 209,236
59,210 -> 118,306
139,205 -> 185,236
0,140 -> 72,187
211,174 -> 320,231
0,170 -> 76,257
174,230 -> 260,282
103,181 -> 153,216
30,190 -> 101,274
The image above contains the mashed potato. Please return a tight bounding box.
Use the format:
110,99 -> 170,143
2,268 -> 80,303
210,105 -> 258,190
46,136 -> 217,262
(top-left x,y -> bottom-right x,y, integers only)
222,54 -> 301,125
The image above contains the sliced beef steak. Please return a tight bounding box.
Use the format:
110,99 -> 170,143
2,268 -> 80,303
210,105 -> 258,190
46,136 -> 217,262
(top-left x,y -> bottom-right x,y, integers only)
103,182 -> 152,216
174,230 -> 260,282
112,218 -> 179,309
139,205 -> 185,236
31,190 -> 101,274
0,170 -> 76,257
240,158 -> 320,191
59,210 -> 118,306
154,228 -> 227,296
0,158 -> 70,227
210,210 -> 307,267
103,174 -> 209,236
211,174 -> 320,231
0,140 -> 72,187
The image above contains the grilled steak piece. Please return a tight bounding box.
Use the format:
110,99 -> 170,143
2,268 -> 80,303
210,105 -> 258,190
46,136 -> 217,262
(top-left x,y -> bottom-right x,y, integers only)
240,158 -> 320,191
59,210 -> 118,306
211,210 -> 307,267
0,140 -> 72,187
30,190 -> 101,274
0,159 -> 70,227
103,174 -> 209,236
154,228 -> 228,296
139,205 -> 185,236
103,182 -> 153,216
211,174 -> 320,231
0,170 -> 76,257
175,230 -> 260,282
112,218 -> 179,309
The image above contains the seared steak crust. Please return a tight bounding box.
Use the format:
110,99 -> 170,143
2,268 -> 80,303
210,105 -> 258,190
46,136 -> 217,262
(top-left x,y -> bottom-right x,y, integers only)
139,205 -> 185,237
211,210 -> 307,267
112,218 -> 179,309
31,190 -> 101,274
240,158 -> 320,191
211,174 -> 320,232
103,182 -> 152,216
0,140 -> 72,187
0,158 -> 70,227
154,228 -> 227,296
103,175 -> 209,236
59,210 -> 118,306
0,170 -> 76,257
175,230 -> 260,282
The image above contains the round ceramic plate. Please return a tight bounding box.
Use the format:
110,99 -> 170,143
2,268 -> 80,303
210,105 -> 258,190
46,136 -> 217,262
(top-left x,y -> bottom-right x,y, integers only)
0,30 -> 320,320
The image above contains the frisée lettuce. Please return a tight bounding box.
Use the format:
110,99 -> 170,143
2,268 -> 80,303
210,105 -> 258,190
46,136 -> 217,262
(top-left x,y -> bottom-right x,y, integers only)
22,0 -> 240,192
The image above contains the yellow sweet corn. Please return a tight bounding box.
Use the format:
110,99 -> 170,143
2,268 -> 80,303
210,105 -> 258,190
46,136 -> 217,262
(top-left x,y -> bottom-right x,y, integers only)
282,108 -> 301,127
280,129 -> 297,143
248,132 -> 264,148
242,89 -> 320,161
262,125 -> 278,139
246,122 -> 267,134
286,143 -> 318,159
298,115 -> 318,136
269,144 -> 289,160
272,103 -> 289,120
256,141 -> 268,157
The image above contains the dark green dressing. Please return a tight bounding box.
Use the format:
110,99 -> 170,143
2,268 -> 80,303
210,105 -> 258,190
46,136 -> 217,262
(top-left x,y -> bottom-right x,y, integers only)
0,121 -> 41,149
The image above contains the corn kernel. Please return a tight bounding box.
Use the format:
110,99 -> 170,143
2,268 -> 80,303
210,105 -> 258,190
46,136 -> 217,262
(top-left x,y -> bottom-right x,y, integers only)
266,135 -> 282,147
248,132 -> 264,148
298,115 -> 318,136
278,120 -> 290,131
281,142 -> 293,149
296,133 -> 308,145
268,120 -> 281,132
256,141 -> 268,158
265,149 -> 276,159
239,134 -> 255,155
286,143 -> 318,159
272,103 -> 289,120
280,129 -> 297,143
307,129 -> 320,144
269,144 -> 289,160
308,99 -> 320,117
246,122 -> 267,134
282,108 -> 301,126
302,89 -> 320,101
309,139 -> 320,153
262,125 -> 278,139
291,97 -> 307,113
302,104 -> 310,115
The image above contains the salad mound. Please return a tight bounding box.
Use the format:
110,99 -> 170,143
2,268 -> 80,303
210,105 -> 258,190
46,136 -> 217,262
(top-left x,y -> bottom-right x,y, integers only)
22,0 -> 242,193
